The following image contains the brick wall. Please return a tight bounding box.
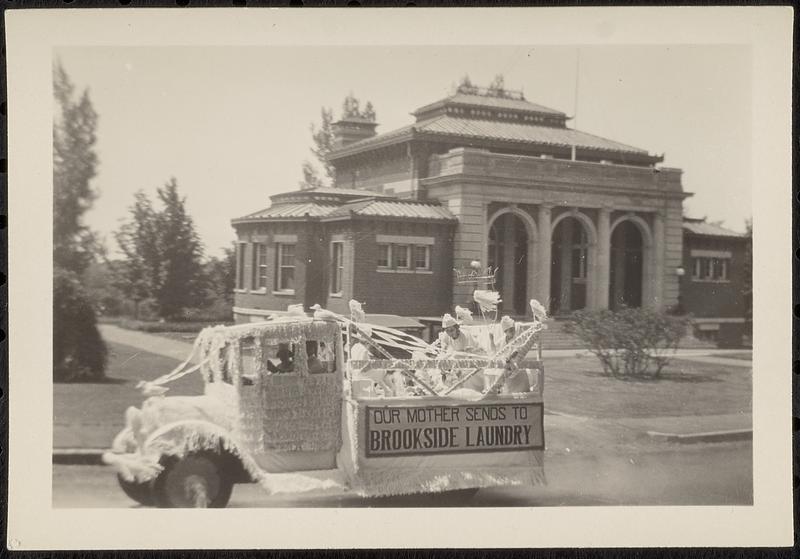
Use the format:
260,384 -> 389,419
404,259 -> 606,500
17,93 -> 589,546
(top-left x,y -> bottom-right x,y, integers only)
350,220 -> 454,316
681,234 -> 749,318
233,221 -> 316,313
334,146 -> 413,195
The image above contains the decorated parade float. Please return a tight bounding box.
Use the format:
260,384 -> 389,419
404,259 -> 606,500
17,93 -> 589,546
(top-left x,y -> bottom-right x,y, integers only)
103,266 -> 548,508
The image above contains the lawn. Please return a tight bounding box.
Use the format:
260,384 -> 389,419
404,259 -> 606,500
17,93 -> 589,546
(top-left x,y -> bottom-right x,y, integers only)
53,342 -> 203,449
544,354 -> 752,419
709,352 -> 753,362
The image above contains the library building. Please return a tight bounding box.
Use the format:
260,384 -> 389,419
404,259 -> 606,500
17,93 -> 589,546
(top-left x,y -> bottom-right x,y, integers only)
231,84 -> 750,346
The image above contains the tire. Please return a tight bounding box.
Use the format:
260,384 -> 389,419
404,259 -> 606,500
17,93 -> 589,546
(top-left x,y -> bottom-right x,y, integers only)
152,451 -> 234,508
117,473 -> 156,507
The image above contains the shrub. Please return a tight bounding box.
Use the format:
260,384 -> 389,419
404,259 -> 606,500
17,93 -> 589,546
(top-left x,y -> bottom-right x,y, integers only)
54,268 -> 108,382
564,307 -> 689,378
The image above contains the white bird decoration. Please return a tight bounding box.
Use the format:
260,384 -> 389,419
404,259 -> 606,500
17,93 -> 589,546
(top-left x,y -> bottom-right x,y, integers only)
529,299 -> 549,322
454,305 -> 474,323
310,304 -> 338,321
287,304 -> 307,317
136,381 -> 169,397
473,290 -> 502,313
349,299 -> 366,323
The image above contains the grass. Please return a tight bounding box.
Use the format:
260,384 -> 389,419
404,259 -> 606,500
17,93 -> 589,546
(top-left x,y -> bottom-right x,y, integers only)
53,342 -> 204,449
709,352 -> 753,361
544,354 -> 752,419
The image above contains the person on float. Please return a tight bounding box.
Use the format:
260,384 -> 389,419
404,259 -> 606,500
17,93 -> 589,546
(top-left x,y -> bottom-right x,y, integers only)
267,343 -> 294,374
437,313 -> 483,389
439,313 -> 479,355
305,341 -> 326,375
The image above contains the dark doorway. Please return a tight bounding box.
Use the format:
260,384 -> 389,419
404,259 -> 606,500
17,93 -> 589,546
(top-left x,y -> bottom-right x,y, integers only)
550,217 -> 589,314
609,220 -> 644,309
487,213 -> 529,315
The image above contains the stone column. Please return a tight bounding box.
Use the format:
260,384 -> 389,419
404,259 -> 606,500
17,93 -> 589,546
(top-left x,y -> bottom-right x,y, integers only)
537,204 -> 552,312
595,207 -> 612,309
652,211 -> 665,308
501,212 -> 516,310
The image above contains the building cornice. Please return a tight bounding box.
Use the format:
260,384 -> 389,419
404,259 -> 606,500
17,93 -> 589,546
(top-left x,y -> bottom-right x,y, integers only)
421,173 -> 691,201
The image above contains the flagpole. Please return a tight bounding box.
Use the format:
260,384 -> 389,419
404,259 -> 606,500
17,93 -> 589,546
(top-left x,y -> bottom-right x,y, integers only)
571,48 -> 580,161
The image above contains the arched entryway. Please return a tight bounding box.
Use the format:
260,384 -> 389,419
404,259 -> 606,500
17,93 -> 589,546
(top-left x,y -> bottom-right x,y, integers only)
550,216 -> 592,314
609,220 -> 644,309
487,211 -> 532,316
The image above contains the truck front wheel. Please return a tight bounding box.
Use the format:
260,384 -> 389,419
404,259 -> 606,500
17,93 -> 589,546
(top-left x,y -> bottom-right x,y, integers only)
117,474 -> 155,507
153,452 -> 234,508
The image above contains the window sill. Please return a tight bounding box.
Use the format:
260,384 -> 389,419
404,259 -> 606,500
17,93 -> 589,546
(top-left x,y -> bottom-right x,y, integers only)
376,269 -> 433,274
234,288 -> 248,294
329,292 -> 343,298
272,290 -> 296,296
691,279 -> 731,284
249,288 -> 267,294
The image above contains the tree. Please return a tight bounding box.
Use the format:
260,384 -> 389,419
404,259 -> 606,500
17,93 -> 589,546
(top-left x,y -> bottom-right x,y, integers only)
53,60 -> 102,276
205,244 -> 236,306
488,74 -> 506,96
114,191 -> 161,318
300,107 -> 335,190
54,269 -> 107,382
743,218 -> 753,326
53,60 -> 107,381
299,95 -> 377,190
115,178 -> 206,320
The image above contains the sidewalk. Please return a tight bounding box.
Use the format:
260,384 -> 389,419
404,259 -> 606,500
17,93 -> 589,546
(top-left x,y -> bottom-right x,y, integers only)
100,324 -> 197,362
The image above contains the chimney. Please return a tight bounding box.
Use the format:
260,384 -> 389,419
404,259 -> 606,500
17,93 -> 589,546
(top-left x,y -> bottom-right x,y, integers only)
331,116 -> 378,149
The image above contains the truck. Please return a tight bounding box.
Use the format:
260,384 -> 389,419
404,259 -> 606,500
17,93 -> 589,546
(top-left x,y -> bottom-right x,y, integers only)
102,306 -> 546,507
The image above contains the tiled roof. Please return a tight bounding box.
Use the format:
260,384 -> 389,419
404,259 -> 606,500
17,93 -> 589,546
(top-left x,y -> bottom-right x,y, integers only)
414,92 -> 565,116
235,197 -> 455,223
330,115 -> 649,158
327,199 -> 456,221
236,202 -> 338,221
682,220 -> 747,238
418,115 -> 647,154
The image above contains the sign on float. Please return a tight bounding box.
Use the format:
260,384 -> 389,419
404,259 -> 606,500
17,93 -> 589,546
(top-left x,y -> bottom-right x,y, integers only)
364,403 -> 544,457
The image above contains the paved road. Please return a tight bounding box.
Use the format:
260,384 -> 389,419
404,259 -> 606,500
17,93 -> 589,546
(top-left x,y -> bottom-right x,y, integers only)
53,440 -> 751,508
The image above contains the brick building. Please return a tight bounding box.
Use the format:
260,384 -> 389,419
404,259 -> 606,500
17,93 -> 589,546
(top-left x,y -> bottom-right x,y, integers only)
680,217 -> 751,346
232,84 -> 749,343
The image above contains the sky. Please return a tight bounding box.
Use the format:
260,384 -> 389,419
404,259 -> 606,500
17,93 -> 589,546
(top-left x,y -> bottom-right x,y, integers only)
56,45 -> 752,258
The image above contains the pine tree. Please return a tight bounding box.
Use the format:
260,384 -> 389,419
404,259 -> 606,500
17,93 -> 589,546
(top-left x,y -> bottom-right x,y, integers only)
53,61 -> 102,275
155,178 -> 206,319
300,107 -> 335,189
115,179 -> 206,320
299,95 -> 376,189
114,191 -> 161,319
52,61 -> 106,381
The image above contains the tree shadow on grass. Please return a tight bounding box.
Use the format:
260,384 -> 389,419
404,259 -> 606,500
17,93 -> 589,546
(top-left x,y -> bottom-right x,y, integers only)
55,376 -> 129,385
577,370 -> 722,384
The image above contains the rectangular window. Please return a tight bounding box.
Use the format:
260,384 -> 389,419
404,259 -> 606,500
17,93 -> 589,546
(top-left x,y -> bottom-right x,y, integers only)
394,245 -> 410,269
414,245 -> 430,270
236,243 -> 247,289
692,257 -> 730,282
331,242 -> 344,294
276,243 -> 295,292
377,244 -> 391,268
251,243 -> 268,290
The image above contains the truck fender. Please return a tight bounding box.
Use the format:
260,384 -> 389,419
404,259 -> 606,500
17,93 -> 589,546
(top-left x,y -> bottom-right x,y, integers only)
142,420 -> 262,484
